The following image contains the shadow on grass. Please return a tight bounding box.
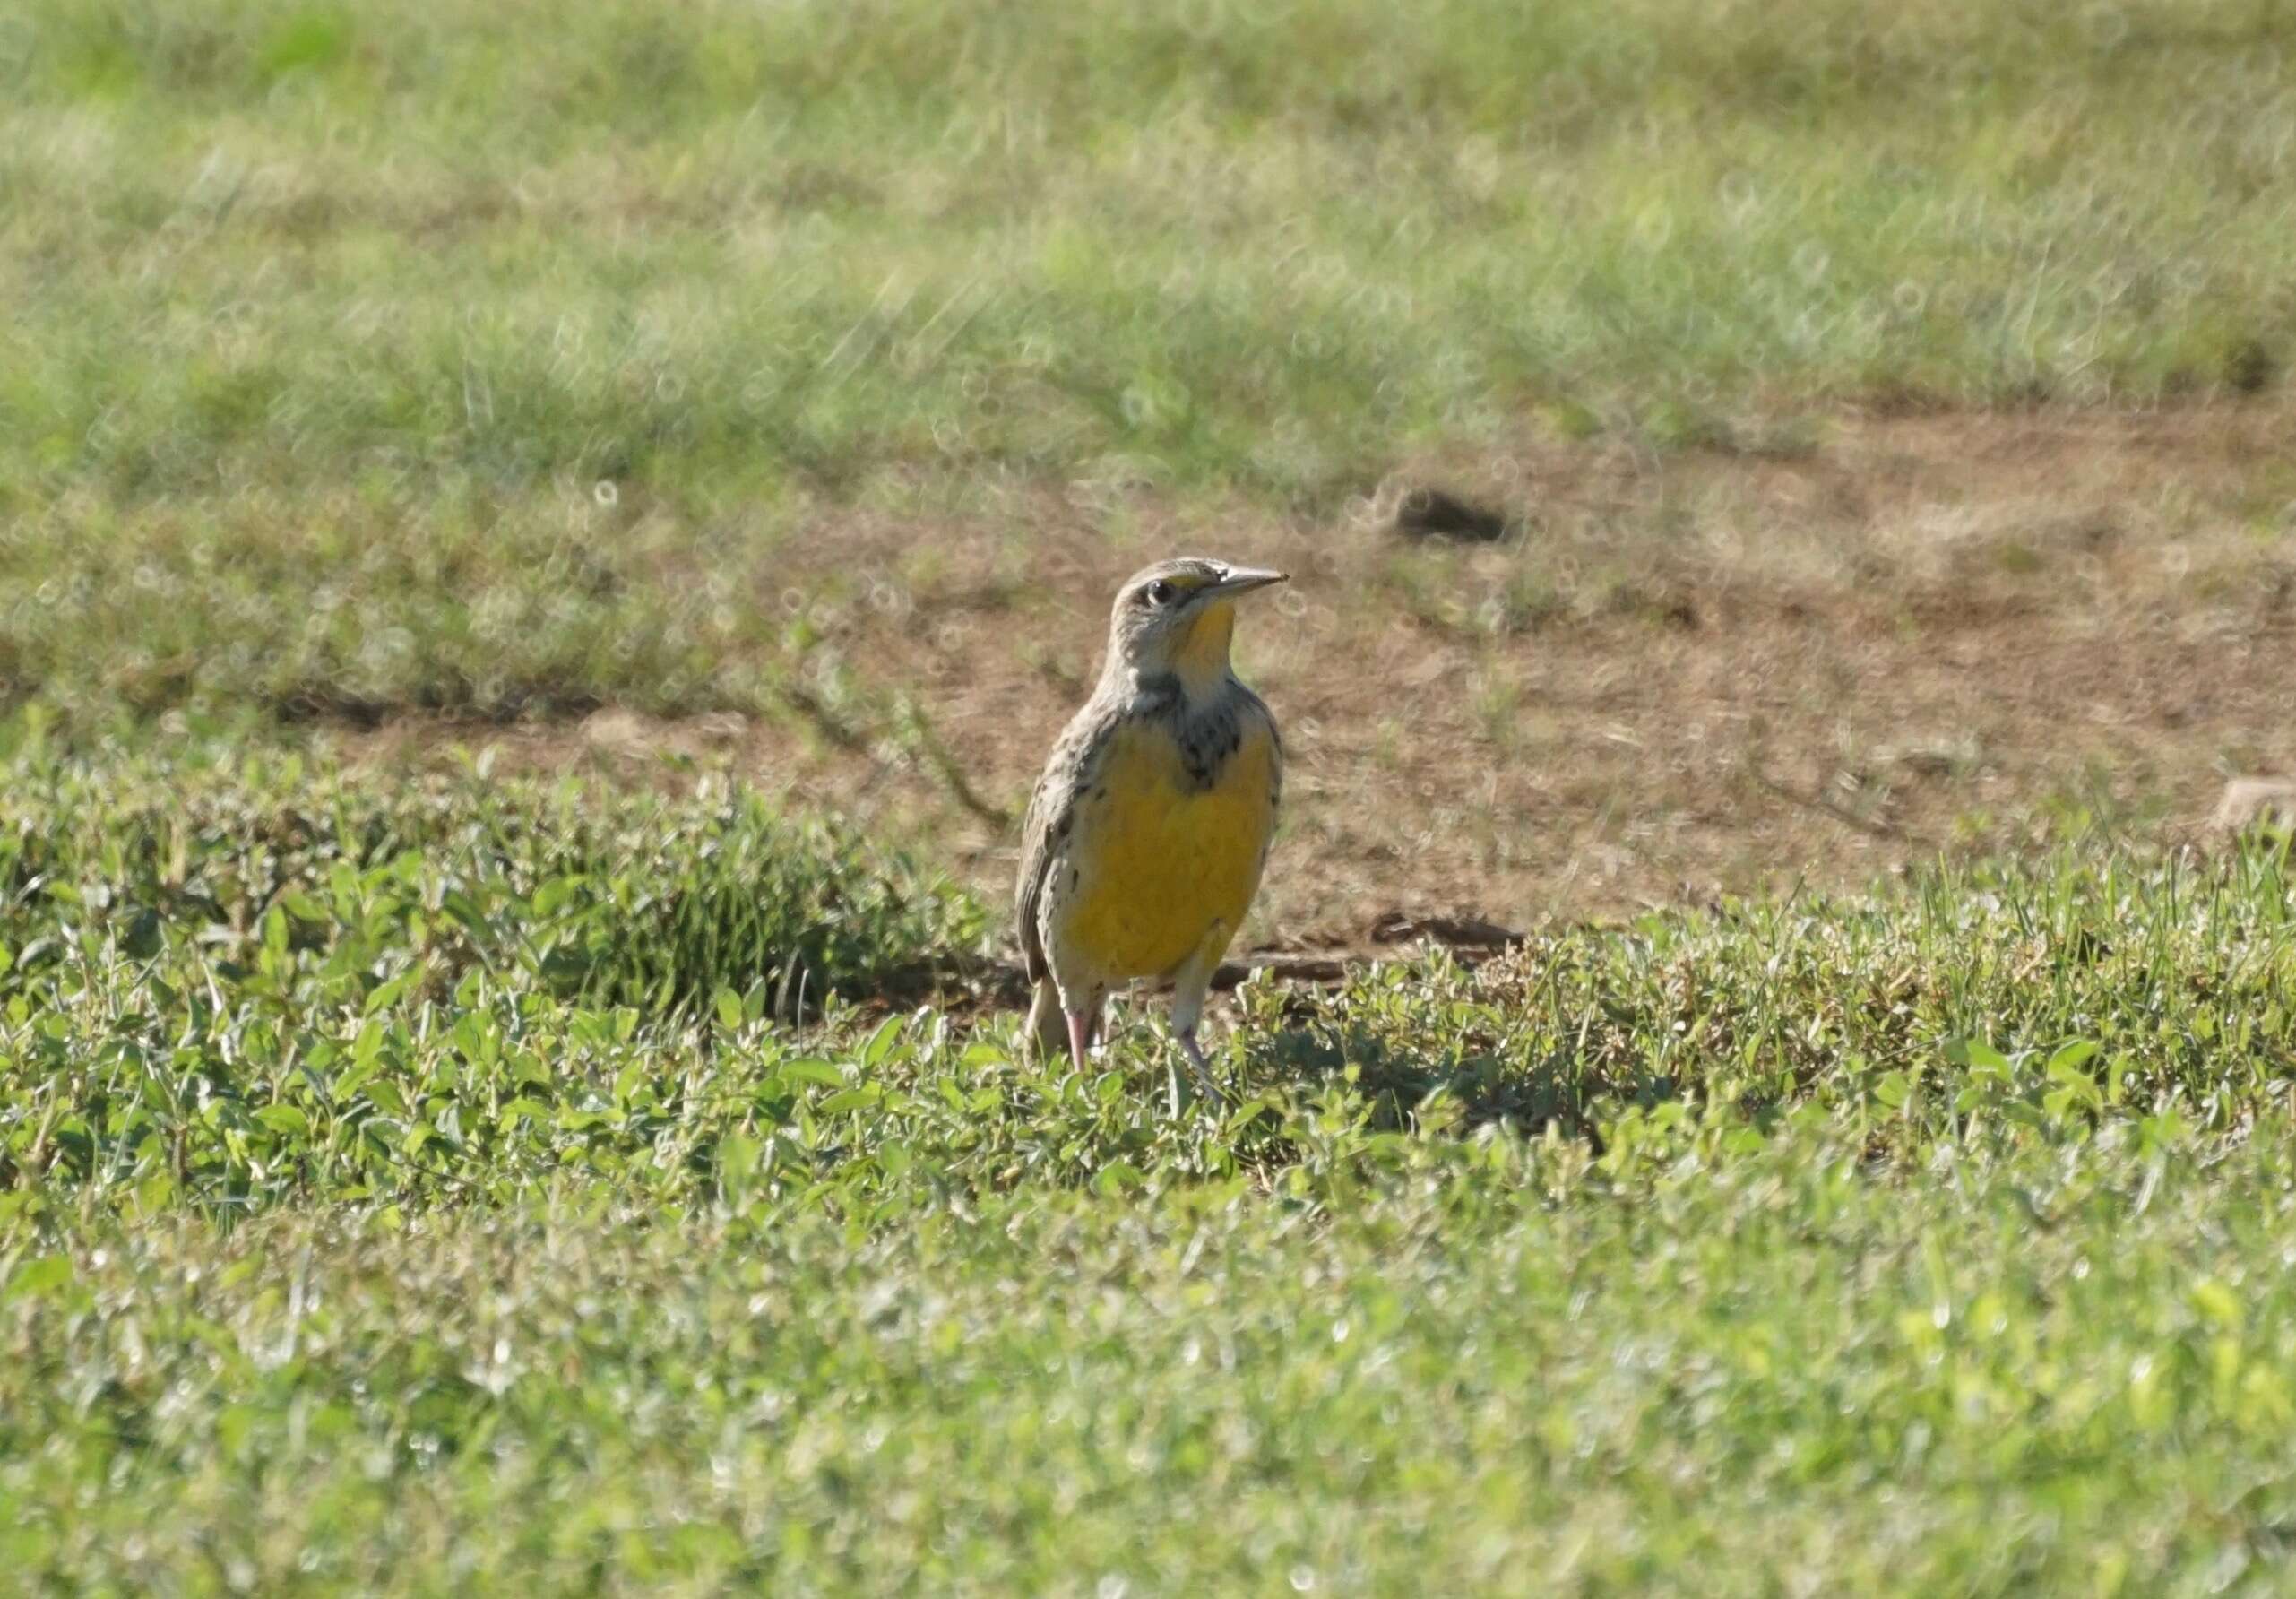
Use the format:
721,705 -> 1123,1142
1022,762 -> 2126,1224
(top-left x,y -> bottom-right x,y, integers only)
1245,1013 -> 1612,1148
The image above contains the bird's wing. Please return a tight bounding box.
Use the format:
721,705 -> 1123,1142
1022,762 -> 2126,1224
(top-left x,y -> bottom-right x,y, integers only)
1014,701 -> 1121,984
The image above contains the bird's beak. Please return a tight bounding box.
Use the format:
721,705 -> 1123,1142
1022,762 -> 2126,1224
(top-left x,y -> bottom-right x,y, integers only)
1205,566 -> 1288,599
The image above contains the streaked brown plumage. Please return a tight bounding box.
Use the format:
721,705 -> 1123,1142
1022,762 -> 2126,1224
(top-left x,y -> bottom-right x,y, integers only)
1015,557 -> 1285,1099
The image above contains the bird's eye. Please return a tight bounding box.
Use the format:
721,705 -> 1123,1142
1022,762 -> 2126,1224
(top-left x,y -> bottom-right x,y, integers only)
1144,579 -> 1177,607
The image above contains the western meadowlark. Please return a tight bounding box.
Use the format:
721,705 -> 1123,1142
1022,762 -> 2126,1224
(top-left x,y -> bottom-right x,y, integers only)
1015,557 -> 1286,1098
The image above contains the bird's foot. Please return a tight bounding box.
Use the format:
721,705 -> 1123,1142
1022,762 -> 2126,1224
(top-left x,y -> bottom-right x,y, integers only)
1176,1029 -> 1228,1109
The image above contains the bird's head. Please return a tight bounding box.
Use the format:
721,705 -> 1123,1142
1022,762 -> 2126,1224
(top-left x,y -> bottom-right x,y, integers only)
1104,557 -> 1287,693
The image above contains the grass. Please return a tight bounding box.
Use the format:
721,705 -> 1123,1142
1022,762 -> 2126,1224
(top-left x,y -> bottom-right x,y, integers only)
2,732 -> 2288,1220
0,720 -> 981,1026
1,733 -> 2292,1588
6,2 -> 2296,1586
12,1136 -> 2296,1594
3,0 -> 2294,722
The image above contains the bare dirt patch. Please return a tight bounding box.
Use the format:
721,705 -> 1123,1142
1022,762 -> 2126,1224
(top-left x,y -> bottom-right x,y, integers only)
341,402 -> 2296,949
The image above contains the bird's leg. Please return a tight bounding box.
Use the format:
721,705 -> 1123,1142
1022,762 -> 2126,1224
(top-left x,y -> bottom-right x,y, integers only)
1025,977 -> 1066,1062
1083,988 -> 1109,1056
1177,1027 -> 1222,1104
1167,933 -> 1230,1106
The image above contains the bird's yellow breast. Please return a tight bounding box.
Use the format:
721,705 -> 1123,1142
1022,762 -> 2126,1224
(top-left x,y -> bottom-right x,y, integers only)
1056,709 -> 1278,981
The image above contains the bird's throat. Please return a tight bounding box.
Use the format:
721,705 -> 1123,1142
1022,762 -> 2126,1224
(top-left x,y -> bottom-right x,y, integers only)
1170,601 -> 1235,695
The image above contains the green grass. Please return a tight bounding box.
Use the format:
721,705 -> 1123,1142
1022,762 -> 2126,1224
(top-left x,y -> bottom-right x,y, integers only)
8,4 -> 2296,1585
1,735 -> 2292,1589
1,733 -> 2288,1221
3,0 -> 2293,721
11,1136 -> 2296,1594
0,721 -> 982,1030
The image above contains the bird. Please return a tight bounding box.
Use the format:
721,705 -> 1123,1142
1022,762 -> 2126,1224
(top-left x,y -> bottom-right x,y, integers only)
1014,557 -> 1287,1101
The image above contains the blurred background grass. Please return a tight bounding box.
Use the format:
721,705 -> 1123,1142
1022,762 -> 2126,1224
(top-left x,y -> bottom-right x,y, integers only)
2,0 -> 2291,721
